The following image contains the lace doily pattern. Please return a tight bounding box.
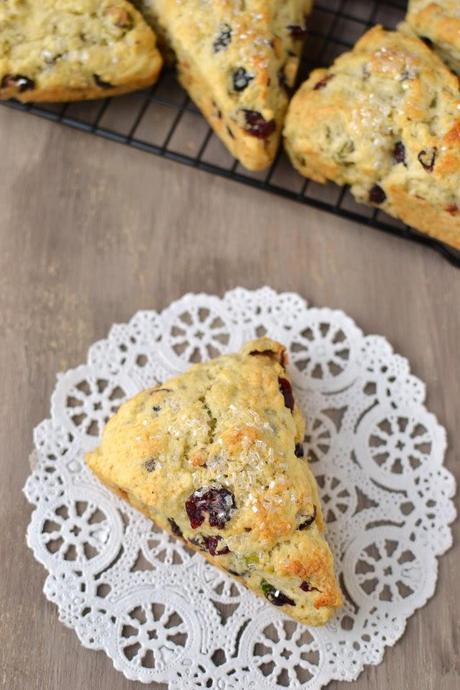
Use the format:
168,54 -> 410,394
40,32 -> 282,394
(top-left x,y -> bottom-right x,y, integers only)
24,288 -> 456,688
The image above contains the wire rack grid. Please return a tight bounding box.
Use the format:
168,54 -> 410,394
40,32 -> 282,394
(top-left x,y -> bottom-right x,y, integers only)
2,0 -> 459,266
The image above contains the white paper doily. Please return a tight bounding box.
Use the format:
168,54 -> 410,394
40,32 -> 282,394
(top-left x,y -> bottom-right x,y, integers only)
24,287 -> 456,689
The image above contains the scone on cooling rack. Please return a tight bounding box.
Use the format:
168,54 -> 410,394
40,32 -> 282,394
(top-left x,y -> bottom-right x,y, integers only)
405,0 -> 460,75
86,338 -> 342,627
284,26 -> 460,250
0,0 -> 162,102
131,0 -> 313,171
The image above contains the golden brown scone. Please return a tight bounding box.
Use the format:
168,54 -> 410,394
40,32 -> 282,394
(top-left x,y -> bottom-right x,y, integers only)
86,338 -> 342,626
132,0 -> 313,170
284,26 -> 460,250
0,0 -> 162,102
405,1 -> 460,75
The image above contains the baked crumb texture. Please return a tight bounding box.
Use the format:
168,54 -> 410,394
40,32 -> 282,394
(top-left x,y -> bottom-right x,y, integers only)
405,0 -> 460,75
133,0 -> 313,170
86,337 -> 342,627
284,26 -> 460,250
0,0 -> 162,102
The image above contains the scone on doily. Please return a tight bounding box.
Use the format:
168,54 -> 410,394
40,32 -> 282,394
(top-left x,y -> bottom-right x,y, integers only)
86,337 -> 342,626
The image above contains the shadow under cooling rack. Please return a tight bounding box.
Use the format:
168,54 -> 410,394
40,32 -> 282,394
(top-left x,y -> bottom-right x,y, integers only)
2,0 -> 459,266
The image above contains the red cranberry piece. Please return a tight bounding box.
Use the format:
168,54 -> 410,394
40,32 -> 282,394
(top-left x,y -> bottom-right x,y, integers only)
191,535 -> 230,556
313,74 -> 334,91
447,204 -> 458,215
242,110 -> 276,139
261,579 -> 296,606
278,377 -> 294,411
233,67 -> 254,92
295,443 -> 304,458
394,141 -> 406,164
298,506 -> 317,530
369,184 -> 386,204
1,74 -> 35,92
185,487 -> 236,529
300,580 -> 320,592
213,23 -> 232,52
168,518 -> 182,537
418,147 -> 437,172
287,24 -> 308,39
93,74 -> 113,89
143,458 -> 157,472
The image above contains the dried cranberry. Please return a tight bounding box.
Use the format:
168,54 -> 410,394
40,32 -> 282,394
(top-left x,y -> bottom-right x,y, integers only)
418,148 -> 437,172
233,67 -> 254,92
213,23 -> 232,52
191,535 -> 230,556
369,184 -> 386,204
1,74 -> 35,92
168,518 -> 182,537
295,443 -> 304,458
93,74 -> 113,89
261,579 -> 296,606
278,377 -> 294,411
277,68 -> 290,93
242,110 -> 276,139
300,580 -> 319,592
313,74 -> 334,91
185,487 -> 236,529
287,25 -> 308,39
143,458 -> 157,472
394,141 -> 406,164
298,506 -> 317,530
447,204 -> 458,215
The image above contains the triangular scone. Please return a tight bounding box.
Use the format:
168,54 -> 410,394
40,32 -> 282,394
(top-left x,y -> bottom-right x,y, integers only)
0,1 -> 162,102
405,1 -> 460,75
284,26 -> 460,250
132,0 -> 313,171
87,338 -> 342,626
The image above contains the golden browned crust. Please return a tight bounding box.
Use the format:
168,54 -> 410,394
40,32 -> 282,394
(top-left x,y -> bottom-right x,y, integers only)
132,0 -> 313,171
406,1 -> 460,75
284,26 -> 460,250
0,0 -> 162,103
86,337 -> 342,626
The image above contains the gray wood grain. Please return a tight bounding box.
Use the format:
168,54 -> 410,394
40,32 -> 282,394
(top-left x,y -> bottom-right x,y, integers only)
0,107 -> 458,690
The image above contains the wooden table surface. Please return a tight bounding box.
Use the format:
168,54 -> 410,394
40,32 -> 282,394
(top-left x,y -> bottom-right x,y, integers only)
0,106 -> 458,690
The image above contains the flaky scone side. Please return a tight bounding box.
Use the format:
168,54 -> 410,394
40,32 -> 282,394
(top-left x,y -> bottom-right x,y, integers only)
132,0 -> 313,171
87,338 -> 342,626
284,26 -> 460,249
405,0 -> 460,75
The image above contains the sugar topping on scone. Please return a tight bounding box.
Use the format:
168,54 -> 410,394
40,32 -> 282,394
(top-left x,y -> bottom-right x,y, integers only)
0,0 -> 162,102
284,26 -> 460,249
132,0 -> 313,170
86,337 -> 342,626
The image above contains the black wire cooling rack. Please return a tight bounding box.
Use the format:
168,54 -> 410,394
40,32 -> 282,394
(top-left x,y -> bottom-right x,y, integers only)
3,0 -> 460,266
